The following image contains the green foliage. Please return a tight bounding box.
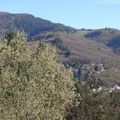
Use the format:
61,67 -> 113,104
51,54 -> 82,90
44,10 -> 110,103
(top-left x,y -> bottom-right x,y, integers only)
66,80 -> 120,120
0,31 -> 120,120
0,32 -> 75,120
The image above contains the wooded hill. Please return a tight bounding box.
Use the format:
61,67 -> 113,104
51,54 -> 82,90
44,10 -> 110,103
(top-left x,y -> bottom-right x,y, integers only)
1,12 -> 120,86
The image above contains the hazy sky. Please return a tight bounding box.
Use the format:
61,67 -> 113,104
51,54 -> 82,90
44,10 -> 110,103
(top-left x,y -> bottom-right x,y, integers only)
0,0 -> 120,29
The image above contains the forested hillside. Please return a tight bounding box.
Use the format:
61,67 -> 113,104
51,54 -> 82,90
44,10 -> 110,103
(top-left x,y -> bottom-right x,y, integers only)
1,12 -> 120,86
0,12 -> 75,37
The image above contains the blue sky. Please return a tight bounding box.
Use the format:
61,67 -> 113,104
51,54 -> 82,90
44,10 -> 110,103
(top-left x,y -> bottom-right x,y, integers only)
0,0 -> 120,29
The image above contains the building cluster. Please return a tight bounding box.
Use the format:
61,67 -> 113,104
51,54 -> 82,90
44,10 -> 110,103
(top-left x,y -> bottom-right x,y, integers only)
92,85 -> 120,93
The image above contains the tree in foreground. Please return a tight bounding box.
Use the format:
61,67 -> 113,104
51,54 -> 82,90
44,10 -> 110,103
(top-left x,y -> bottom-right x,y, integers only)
0,32 -> 75,120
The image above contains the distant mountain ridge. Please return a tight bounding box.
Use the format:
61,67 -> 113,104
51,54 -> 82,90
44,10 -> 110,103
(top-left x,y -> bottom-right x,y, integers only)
0,12 -> 76,37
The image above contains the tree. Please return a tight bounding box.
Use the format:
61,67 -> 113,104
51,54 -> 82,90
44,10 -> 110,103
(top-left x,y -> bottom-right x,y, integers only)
0,32 -> 75,120
66,79 -> 120,120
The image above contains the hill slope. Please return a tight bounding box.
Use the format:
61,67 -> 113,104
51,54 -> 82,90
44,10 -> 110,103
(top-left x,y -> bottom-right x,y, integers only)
0,12 -> 75,37
1,12 -> 120,86
83,29 -> 120,51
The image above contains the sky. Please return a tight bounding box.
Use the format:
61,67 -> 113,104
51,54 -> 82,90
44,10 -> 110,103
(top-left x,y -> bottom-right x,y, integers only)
0,0 -> 120,29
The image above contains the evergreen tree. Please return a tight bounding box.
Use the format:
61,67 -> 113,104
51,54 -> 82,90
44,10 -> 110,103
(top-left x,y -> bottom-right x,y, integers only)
0,32 -> 75,120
